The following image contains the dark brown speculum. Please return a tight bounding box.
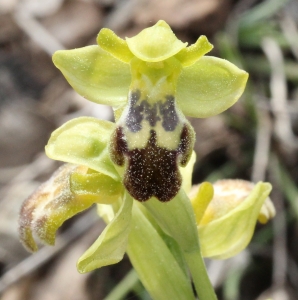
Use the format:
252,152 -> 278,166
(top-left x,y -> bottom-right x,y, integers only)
110,122 -> 193,202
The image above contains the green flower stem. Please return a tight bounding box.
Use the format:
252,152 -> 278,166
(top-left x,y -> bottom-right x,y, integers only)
143,190 -> 218,300
184,250 -> 217,300
143,189 -> 200,253
104,269 -> 139,300
127,202 -> 196,300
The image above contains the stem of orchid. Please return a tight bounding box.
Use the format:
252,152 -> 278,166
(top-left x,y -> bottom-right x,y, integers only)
103,269 -> 139,300
143,189 -> 218,300
184,250 -> 217,300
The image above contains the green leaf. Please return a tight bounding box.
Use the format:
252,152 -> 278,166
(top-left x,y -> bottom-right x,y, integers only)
199,182 -> 272,259
127,203 -> 195,300
126,20 -> 187,62
77,192 -> 133,273
45,117 -> 119,181
53,46 -> 131,107
176,56 -> 249,118
239,0 -> 290,28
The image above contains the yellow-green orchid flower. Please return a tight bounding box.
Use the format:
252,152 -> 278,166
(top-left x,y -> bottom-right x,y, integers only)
18,21 -> 263,300
51,20 -> 248,202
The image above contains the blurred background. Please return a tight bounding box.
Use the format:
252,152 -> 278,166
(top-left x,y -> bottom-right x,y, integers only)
1,0 -> 298,299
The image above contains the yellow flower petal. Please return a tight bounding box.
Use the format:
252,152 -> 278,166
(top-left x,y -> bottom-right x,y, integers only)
97,28 -> 134,63
175,35 -> 213,67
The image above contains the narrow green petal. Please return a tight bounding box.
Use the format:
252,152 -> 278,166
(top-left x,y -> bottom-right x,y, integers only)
77,192 -> 133,273
126,20 -> 187,62
19,164 -> 99,251
175,36 -> 214,67
199,182 -> 272,259
127,203 -> 195,300
177,56 -> 249,118
53,46 -> 131,107
97,28 -> 134,63
70,171 -> 123,204
45,117 -> 119,181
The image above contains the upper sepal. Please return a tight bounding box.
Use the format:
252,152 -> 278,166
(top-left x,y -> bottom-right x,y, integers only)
126,20 -> 187,62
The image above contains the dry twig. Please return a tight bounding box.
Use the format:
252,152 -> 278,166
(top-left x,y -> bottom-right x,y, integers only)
261,38 -> 298,149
